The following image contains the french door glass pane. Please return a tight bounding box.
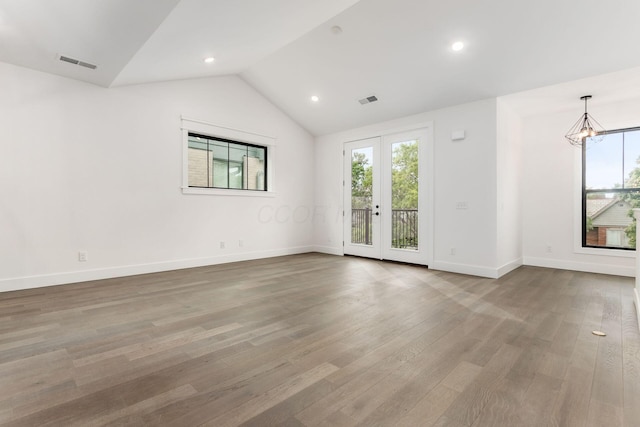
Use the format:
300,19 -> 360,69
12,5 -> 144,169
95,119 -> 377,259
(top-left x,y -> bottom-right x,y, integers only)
391,140 -> 418,250
351,147 -> 373,245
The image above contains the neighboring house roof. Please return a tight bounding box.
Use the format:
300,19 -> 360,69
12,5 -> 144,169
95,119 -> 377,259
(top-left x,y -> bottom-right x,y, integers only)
587,198 -> 633,227
586,198 -> 616,218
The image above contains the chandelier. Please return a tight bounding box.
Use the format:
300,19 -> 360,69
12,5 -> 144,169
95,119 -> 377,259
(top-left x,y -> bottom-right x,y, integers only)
565,95 -> 605,146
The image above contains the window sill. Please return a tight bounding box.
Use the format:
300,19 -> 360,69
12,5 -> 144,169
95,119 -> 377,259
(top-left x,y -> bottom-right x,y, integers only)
573,246 -> 635,258
182,187 -> 276,197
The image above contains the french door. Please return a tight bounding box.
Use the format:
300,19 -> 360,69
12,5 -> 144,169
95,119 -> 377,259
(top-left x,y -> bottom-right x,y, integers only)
343,129 -> 431,265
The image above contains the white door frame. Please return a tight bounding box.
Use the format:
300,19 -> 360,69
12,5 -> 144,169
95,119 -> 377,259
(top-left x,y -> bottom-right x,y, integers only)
342,125 -> 434,266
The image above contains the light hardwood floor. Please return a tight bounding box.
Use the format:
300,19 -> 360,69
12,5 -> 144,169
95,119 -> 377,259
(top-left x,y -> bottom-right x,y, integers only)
1,253 -> 639,426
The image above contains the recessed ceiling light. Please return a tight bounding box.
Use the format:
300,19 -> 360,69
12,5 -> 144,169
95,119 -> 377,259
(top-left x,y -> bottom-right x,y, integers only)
204,57 -> 215,64
451,41 -> 464,52
311,95 -> 320,103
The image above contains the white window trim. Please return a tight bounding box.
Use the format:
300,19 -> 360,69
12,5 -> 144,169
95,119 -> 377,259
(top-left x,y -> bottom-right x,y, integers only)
181,116 -> 276,197
573,144 -> 634,258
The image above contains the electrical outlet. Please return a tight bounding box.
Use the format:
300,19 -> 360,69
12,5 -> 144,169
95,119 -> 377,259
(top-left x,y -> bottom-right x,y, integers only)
219,241 -> 225,249
546,245 -> 552,253
78,251 -> 88,262
238,240 -> 244,248
450,247 -> 456,255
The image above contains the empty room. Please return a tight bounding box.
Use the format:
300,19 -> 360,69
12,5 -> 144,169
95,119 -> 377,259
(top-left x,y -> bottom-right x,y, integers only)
1,0 -> 640,426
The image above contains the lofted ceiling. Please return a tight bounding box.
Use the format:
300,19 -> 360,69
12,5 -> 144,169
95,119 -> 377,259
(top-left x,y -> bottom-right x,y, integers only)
1,0 -> 639,135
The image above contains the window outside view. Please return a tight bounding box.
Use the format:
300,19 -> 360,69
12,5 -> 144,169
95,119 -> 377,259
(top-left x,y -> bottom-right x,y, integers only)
390,140 -> 419,250
350,140 -> 419,250
351,147 -> 374,245
584,128 -> 640,249
188,133 -> 266,191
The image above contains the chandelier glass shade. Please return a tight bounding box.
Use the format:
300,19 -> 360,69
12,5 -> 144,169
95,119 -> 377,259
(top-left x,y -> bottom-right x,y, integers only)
565,95 -> 605,146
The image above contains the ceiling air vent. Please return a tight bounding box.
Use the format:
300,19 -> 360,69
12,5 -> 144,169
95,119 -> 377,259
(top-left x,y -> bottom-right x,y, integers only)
59,55 -> 97,70
358,95 -> 378,105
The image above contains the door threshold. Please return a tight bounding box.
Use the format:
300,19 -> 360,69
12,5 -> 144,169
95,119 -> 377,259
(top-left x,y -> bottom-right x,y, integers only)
344,254 -> 428,268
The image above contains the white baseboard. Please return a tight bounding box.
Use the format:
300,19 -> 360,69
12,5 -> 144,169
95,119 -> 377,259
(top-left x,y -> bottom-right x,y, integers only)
10,250 -> 631,294
0,246 -> 315,293
497,258 -> 523,277
523,256 -> 635,277
634,288 -> 640,333
311,245 -> 343,256
430,261 -> 500,279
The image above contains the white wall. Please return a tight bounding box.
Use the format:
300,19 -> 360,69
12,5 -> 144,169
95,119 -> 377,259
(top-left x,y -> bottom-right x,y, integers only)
0,62 -> 315,292
314,98 -> 506,278
10,55 -> 634,290
496,99 -> 523,275
521,97 -> 640,277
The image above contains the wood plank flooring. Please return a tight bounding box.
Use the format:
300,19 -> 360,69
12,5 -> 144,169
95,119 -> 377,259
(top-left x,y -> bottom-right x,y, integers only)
0,253 -> 638,426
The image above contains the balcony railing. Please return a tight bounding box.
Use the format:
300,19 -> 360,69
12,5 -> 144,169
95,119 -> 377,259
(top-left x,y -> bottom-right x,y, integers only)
351,208 -> 418,249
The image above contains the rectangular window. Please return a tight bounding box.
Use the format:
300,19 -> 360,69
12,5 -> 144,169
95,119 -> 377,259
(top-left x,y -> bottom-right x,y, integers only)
187,132 -> 267,191
583,127 -> 640,249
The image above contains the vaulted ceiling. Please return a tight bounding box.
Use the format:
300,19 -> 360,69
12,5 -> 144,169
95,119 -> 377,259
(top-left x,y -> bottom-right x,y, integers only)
1,0 -> 640,135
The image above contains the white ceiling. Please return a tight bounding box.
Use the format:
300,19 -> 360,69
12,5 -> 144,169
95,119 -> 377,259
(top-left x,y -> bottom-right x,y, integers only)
0,0 -> 182,87
111,0 -> 361,86
1,0 -> 640,135
501,66 -> 640,119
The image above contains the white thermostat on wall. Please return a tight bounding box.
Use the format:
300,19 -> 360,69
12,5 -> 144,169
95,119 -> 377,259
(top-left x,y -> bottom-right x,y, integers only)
451,130 -> 465,141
